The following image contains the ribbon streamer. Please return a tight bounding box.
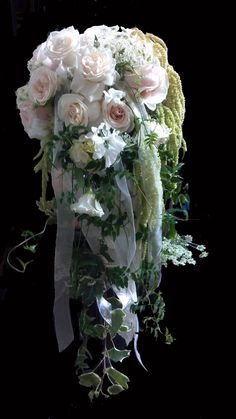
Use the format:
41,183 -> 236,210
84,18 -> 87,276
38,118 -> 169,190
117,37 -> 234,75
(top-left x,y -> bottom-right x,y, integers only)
52,98 -> 75,352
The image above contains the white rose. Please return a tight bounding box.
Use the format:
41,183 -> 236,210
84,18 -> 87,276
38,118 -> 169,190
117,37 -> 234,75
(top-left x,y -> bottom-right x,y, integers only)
17,99 -> 53,140
125,63 -> 169,110
28,66 -> 57,105
71,71 -> 104,102
45,26 -> 80,66
70,192 -> 104,218
58,94 -> 89,126
16,85 -> 29,108
102,88 -> 134,133
58,94 -> 101,126
28,42 -> 59,72
78,48 -> 116,85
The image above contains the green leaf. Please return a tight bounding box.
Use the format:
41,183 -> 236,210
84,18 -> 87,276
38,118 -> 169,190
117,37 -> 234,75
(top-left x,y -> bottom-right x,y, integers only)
23,244 -> 37,254
79,311 -> 95,336
111,308 -> 126,334
78,276 -> 105,305
108,348 -> 131,362
79,372 -> 101,388
91,324 -> 107,339
73,167 -> 85,188
106,367 -> 129,389
107,384 -> 124,395
165,327 -> 175,344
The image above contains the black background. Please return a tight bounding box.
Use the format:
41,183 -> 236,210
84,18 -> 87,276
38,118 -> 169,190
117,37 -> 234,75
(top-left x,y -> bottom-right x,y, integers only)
0,1 -> 218,418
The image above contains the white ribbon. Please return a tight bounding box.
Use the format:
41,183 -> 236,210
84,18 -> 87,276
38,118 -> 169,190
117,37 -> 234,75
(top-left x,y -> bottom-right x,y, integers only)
51,96 -> 75,352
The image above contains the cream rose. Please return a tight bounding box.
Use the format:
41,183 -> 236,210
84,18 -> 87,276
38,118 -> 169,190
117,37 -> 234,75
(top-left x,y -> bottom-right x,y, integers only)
45,26 -> 80,66
58,94 -> 89,126
18,99 -> 53,140
28,66 -> 57,105
28,42 -> 59,72
78,48 -> 116,85
102,88 -> 134,133
125,63 -> 169,110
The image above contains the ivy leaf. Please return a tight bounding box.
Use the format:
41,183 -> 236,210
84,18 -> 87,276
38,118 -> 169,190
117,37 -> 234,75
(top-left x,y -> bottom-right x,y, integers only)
79,372 -> 101,388
108,348 -> 131,362
88,389 -> 100,401
107,384 -> 124,395
79,311 -> 95,335
165,327 -> 175,344
23,244 -> 37,254
106,367 -> 129,389
91,324 -> 107,339
78,276 -> 105,305
111,308 -> 126,334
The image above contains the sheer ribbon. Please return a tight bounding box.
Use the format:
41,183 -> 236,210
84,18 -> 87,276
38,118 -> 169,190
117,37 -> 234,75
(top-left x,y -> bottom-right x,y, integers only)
51,100 -> 75,352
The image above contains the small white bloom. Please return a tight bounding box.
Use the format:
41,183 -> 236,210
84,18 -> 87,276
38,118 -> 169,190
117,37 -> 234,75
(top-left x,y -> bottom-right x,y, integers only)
70,192 -> 104,218
146,120 -> 171,145
69,140 -> 91,168
89,123 -> 126,167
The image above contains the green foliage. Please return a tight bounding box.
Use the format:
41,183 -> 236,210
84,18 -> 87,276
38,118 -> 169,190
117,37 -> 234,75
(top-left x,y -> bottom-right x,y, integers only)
106,266 -> 130,288
77,276 -> 105,306
106,367 -> 129,389
115,61 -> 134,78
159,145 -> 190,238
107,348 -> 131,362
144,131 -> 158,147
107,384 -> 124,395
79,372 -> 101,388
165,327 -> 175,344
111,309 -> 126,335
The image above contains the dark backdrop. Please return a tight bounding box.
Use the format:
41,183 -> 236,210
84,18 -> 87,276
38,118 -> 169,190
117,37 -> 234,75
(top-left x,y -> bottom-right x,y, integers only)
0,1 -> 217,418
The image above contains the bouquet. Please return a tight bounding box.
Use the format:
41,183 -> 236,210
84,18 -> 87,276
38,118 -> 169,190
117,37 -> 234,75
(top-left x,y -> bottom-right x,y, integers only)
14,25 -> 207,399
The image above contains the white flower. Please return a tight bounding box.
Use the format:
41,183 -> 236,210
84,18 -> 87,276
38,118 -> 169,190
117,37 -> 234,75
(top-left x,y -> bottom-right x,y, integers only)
146,120 -> 171,145
71,71 -> 104,102
125,63 -> 169,111
45,26 -> 80,67
90,123 -> 126,167
28,42 -> 59,72
28,66 -> 57,105
58,94 -> 89,126
16,85 -> 29,108
69,140 -> 91,168
162,237 -> 196,267
81,25 -> 119,48
78,47 -> 117,85
16,92 -> 53,140
102,88 -> 134,133
70,192 -> 104,218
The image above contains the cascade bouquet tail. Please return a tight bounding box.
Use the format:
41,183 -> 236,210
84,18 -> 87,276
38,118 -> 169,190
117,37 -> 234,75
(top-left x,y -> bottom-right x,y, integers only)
14,25 -> 207,399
